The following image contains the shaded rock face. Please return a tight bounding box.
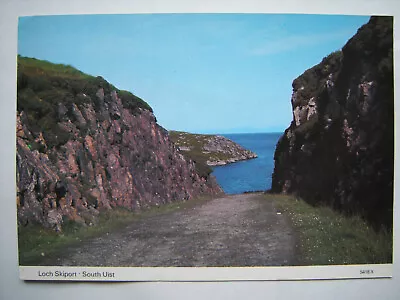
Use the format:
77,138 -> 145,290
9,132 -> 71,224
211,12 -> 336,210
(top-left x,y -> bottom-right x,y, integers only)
271,16 -> 394,229
17,65 -> 222,231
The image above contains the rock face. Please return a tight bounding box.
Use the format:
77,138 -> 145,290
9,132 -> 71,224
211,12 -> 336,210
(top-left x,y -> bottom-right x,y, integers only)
16,57 -> 222,231
271,17 -> 394,229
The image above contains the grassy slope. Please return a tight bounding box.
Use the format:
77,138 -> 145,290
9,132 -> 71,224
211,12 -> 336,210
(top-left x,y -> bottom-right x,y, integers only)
17,56 -> 95,79
168,131 -> 211,178
17,56 -> 152,149
18,56 -> 151,107
169,131 -> 235,160
267,194 -> 392,265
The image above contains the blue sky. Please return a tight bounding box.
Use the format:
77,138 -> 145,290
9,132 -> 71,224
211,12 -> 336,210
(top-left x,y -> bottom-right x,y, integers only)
18,14 -> 369,133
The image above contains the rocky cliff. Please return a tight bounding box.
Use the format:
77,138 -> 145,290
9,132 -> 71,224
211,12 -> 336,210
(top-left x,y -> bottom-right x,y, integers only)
271,16 -> 393,229
16,57 -> 222,231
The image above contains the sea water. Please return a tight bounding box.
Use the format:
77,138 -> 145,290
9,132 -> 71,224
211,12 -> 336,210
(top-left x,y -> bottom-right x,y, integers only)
211,132 -> 282,194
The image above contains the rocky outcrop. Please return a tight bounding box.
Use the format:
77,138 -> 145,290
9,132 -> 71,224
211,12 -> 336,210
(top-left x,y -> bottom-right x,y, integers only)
16,57 -> 222,231
169,131 -> 257,171
271,17 -> 393,229
202,135 -> 258,166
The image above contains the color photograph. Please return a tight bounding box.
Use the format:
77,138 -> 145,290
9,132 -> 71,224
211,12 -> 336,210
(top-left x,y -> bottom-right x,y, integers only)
16,13 -> 393,279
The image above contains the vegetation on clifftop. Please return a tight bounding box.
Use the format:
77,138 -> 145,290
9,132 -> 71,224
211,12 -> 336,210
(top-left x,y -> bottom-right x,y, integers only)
292,50 -> 343,102
17,56 -> 152,148
169,131 -> 214,178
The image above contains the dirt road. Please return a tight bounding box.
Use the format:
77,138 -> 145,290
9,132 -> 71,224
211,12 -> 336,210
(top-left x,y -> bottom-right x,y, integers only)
44,193 -> 297,267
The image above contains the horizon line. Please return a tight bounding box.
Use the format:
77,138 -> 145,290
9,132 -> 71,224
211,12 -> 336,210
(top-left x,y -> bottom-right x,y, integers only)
168,129 -> 285,135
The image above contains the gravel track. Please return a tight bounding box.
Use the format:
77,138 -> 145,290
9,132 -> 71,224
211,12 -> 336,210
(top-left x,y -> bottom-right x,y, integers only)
43,193 -> 297,267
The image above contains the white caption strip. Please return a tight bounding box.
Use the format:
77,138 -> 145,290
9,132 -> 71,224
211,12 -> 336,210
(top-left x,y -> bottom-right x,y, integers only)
20,264 -> 392,281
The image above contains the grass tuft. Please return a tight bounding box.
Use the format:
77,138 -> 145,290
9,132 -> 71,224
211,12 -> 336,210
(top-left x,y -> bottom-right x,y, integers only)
267,194 -> 392,265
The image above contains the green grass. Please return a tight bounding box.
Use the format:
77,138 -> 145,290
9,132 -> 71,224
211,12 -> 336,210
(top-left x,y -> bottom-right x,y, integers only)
17,55 -> 152,147
18,195 -> 213,266
17,55 -> 96,81
169,131 -> 234,161
169,131 -> 214,178
267,194 -> 392,265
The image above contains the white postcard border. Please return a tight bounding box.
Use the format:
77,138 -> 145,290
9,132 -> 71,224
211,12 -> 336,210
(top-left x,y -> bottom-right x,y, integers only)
9,0 -> 398,286
20,264 -> 392,281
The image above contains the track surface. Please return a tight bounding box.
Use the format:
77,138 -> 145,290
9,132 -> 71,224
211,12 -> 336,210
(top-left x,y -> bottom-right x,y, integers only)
43,193 -> 297,267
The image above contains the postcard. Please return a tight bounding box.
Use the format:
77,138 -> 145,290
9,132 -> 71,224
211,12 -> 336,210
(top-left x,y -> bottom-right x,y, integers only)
16,13 -> 393,281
